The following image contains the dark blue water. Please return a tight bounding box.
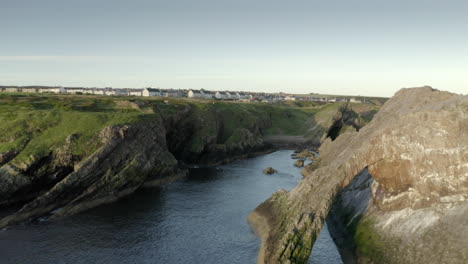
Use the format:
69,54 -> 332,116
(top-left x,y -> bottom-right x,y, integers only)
0,150 -> 342,264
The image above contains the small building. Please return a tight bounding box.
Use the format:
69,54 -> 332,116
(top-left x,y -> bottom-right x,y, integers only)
143,88 -> 161,97
64,87 -> 86,94
284,96 -> 296,101
128,89 -> 143,96
202,90 -> 214,99
3,87 -> 19,93
21,87 -> 38,93
215,91 -> 231,100
37,86 -> 65,93
104,88 -> 116,96
188,89 -> 204,98
162,89 -> 180,97
92,88 -> 106,95
350,98 -> 362,103
244,93 -> 253,100
231,92 -> 241,100
114,89 -> 130,96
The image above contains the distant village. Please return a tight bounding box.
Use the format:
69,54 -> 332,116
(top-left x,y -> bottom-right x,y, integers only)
0,85 -> 366,103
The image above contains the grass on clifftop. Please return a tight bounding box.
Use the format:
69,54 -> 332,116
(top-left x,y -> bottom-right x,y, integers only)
0,93 -> 378,165
0,94 -> 147,164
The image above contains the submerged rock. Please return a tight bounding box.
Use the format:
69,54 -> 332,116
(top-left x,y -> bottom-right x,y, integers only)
263,167 -> 278,175
249,87 -> 468,264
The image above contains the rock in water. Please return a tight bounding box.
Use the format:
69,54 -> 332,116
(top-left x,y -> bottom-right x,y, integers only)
249,87 -> 468,264
293,160 -> 304,167
291,150 -> 315,159
263,167 -> 278,174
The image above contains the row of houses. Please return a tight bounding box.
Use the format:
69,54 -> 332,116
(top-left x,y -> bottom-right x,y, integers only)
0,86 -> 364,103
0,86 -> 250,100
187,89 -> 252,100
0,86 -> 120,95
0,86 -> 180,97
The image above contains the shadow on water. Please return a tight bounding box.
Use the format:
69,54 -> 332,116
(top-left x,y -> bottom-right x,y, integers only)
0,150 -> 343,264
186,167 -> 223,182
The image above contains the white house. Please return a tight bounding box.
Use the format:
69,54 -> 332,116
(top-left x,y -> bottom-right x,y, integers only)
284,96 -> 296,101
214,91 -> 223,99
231,92 -> 241,100
21,87 -> 38,93
128,89 -> 144,96
37,86 -> 65,93
92,88 -> 106,95
350,98 -> 362,103
202,90 -> 214,99
162,89 -> 180,97
1,87 -> 19,93
238,92 -> 253,100
143,88 -> 161,97
64,87 -> 86,94
215,91 -> 230,99
188,89 -> 204,98
105,89 -> 116,96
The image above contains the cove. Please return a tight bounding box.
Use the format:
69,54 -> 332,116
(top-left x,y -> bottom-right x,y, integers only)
0,150 -> 342,264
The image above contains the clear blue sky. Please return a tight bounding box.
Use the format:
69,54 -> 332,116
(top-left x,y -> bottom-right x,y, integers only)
1,0 -> 467,96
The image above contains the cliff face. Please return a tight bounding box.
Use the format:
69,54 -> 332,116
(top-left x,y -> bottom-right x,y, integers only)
160,103 -> 270,165
0,115 -> 183,227
249,87 -> 468,264
0,95 -> 357,228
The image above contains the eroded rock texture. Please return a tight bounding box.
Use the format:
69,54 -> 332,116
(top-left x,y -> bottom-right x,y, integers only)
249,87 -> 468,264
0,117 -> 183,228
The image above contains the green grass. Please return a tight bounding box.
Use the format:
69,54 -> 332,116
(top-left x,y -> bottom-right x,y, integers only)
0,93 -> 378,165
0,94 -> 147,165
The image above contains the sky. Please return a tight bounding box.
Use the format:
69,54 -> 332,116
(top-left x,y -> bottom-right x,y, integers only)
1,0 -> 467,97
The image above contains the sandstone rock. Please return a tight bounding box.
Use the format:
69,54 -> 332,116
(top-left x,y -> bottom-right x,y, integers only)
294,160 -> 304,167
263,167 -> 278,175
249,87 -> 468,264
291,150 -> 315,159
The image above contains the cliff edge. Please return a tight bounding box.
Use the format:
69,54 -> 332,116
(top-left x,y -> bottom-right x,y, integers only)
249,87 -> 468,263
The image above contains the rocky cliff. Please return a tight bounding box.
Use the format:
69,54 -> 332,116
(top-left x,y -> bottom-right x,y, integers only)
0,95 -> 366,228
249,87 -> 467,263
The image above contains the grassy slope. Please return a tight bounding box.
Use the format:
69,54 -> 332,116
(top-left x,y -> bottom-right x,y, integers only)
0,93 -> 377,165
0,94 -> 146,165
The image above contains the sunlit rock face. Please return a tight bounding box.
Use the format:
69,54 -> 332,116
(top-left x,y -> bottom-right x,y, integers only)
249,87 -> 468,264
